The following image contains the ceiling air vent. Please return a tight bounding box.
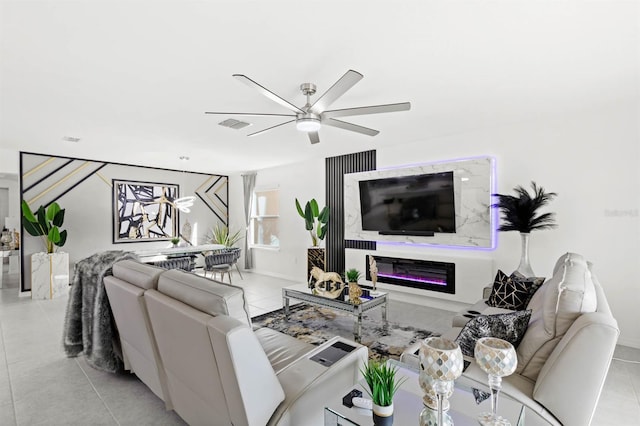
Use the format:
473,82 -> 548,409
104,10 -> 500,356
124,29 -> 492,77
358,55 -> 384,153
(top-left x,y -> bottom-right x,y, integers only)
218,119 -> 251,130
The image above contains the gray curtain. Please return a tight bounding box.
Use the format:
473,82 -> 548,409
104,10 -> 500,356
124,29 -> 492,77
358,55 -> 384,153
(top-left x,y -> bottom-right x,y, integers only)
241,172 -> 256,269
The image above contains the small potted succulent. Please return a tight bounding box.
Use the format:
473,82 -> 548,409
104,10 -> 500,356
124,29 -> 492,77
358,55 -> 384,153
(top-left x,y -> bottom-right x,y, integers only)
345,268 -> 362,284
170,237 -> 180,247
360,360 -> 406,425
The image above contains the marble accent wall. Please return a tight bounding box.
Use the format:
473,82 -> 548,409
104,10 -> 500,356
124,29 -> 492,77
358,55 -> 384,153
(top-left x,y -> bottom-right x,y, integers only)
344,157 -> 495,248
31,252 -> 69,299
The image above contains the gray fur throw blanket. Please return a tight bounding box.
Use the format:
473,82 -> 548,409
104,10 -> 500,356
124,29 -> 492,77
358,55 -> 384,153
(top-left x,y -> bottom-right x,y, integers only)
63,250 -> 138,373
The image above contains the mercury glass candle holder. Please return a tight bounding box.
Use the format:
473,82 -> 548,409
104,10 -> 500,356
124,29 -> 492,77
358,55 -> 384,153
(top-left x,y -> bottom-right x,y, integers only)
474,337 -> 518,426
419,337 -> 464,426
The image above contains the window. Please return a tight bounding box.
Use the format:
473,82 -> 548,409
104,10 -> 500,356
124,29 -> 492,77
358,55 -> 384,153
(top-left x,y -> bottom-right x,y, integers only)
250,189 -> 280,248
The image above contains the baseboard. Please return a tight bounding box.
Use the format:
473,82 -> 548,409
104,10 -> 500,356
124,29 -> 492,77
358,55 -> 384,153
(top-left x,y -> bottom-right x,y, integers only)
617,336 -> 640,350
245,269 -> 298,283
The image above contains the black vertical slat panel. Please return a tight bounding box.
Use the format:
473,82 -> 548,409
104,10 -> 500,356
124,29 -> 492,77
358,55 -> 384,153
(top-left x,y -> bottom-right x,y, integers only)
325,150 -> 376,274
345,240 -> 376,250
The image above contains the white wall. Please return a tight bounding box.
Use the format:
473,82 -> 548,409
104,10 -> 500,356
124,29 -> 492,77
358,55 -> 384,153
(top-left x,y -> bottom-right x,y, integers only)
229,158 -> 326,281
0,149 -> 19,174
0,177 -> 20,229
242,99 -> 640,348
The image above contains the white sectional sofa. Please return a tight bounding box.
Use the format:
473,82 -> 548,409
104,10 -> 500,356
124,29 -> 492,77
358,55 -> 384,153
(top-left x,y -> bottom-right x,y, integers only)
402,253 -> 619,426
104,260 -> 368,426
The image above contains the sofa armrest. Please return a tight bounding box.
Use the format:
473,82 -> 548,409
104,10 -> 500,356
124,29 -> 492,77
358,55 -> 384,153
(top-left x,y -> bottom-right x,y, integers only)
267,336 -> 368,426
207,315 -> 285,426
532,311 -> 619,426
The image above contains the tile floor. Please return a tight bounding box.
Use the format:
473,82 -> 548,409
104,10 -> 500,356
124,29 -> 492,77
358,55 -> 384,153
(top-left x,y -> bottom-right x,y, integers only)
0,267 -> 639,425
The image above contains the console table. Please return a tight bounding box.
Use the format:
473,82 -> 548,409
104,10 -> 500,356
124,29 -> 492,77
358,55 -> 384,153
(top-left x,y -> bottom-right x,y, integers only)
282,284 -> 388,342
133,244 -> 224,264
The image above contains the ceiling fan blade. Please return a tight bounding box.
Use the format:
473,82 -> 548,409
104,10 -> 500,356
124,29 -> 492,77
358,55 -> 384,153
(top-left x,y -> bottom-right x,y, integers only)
322,102 -> 411,119
309,70 -> 363,114
233,74 -> 305,114
247,119 -> 295,137
308,132 -> 320,144
323,118 -> 379,136
204,111 -> 295,117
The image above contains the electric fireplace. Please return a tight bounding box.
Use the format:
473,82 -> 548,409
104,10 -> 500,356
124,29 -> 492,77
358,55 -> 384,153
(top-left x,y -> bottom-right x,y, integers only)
366,255 -> 455,294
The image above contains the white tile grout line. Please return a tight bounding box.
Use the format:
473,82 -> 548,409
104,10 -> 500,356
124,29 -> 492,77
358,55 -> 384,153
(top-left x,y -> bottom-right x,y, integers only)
35,298 -> 121,425
74,358 -> 121,426
621,359 -> 640,407
0,319 -> 18,425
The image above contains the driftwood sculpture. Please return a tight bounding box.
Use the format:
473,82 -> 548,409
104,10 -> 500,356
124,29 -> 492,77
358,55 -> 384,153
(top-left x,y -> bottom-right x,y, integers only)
369,255 -> 378,292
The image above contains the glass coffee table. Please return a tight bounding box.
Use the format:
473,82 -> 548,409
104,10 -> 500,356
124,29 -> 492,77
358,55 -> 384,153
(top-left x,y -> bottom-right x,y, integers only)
282,284 -> 388,342
324,360 -> 536,426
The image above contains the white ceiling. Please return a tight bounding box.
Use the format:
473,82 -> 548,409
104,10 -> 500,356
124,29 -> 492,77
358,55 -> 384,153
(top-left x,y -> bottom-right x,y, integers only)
1,1 -> 637,174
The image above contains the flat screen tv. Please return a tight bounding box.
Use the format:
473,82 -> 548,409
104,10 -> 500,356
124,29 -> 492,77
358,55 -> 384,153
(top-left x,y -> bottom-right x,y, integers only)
358,171 -> 456,235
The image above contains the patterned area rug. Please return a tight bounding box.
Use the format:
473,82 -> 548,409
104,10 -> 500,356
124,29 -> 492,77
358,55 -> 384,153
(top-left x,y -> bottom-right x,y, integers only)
252,303 -> 438,362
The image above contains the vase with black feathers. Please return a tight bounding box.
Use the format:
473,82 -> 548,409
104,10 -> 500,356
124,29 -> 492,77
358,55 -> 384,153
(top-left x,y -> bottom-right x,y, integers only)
492,182 -> 557,277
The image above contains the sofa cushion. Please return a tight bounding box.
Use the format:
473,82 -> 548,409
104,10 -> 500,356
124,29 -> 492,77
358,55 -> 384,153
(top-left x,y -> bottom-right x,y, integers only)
255,327 -> 315,374
455,310 -> 531,361
112,260 -> 164,290
157,269 -> 251,326
487,270 -> 544,311
516,253 -> 598,380
452,300 -> 514,328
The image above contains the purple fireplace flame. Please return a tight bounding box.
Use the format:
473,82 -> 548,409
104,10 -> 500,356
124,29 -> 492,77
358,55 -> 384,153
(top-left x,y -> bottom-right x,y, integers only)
367,255 -> 455,294
377,272 -> 447,286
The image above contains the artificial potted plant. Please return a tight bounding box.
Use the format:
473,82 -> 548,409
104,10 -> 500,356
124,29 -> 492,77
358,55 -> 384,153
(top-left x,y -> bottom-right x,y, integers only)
204,223 -> 244,278
345,268 -> 363,305
345,268 -> 362,285
360,360 -> 406,426
206,223 -> 243,248
492,181 -> 557,277
21,200 -> 70,299
295,198 -> 330,286
295,198 -> 329,247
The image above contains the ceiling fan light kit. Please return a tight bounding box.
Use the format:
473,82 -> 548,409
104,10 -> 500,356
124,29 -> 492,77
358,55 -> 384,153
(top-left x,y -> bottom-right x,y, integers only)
296,116 -> 321,132
205,69 -> 411,144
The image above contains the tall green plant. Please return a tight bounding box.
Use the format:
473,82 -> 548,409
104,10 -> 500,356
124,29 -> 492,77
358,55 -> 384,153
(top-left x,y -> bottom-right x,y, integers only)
21,200 -> 67,254
360,360 -> 406,407
492,182 -> 558,233
295,198 -> 329,247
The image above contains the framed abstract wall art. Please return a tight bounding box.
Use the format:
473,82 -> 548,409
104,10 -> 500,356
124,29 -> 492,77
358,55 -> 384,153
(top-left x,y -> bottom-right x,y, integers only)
113,180 -> 179,243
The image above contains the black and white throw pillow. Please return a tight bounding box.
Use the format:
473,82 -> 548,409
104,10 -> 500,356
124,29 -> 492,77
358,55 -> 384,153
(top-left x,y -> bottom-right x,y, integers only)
487,270 -> 544,311
454,310 -> 532,361
510,271 -> 545,307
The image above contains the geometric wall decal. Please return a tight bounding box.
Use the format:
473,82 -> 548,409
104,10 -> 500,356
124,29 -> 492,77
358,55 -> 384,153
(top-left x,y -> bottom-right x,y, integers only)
112,180 -> 179,243
195,174 -> 228,225
19,151 -> 229,293
21,154 -> 107,208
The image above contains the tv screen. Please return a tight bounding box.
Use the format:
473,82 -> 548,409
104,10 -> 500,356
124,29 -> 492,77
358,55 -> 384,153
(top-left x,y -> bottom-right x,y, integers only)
358,171 -> 456,234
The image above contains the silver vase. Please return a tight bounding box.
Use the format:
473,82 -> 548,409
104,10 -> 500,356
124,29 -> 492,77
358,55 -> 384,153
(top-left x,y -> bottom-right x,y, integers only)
515,232 -> 535,277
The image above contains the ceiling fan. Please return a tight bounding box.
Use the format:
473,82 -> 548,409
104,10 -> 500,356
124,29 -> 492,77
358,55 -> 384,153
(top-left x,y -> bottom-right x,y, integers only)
205,70 -> 411,144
